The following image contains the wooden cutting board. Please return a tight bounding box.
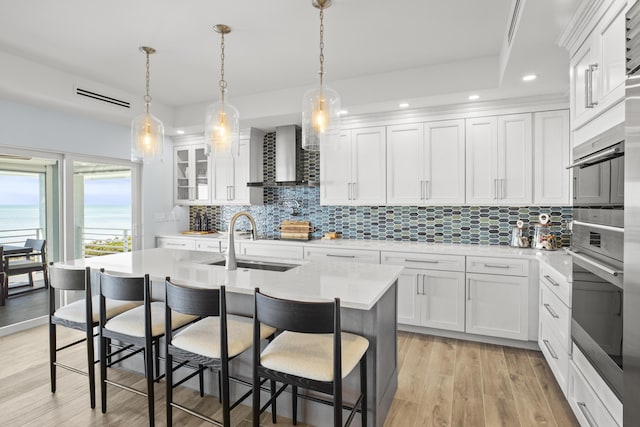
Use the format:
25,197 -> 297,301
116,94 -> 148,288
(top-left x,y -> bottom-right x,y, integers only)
279,220 -> 311,240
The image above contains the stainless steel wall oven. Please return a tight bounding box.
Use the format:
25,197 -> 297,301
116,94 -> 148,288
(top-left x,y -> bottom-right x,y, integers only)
567,139 -> 624,400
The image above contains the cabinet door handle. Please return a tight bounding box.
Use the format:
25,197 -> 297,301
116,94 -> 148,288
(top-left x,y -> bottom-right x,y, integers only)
588,63 -> 599,107
166,242 -> 186,248
326,253 -> 356,259
467,278 -> 471,301
542,339 -> 558,359
484,263 -> 510,269
543,275 -> 559,287
577,402 -> 597,427
543,303 -> 560,319
422,274 -> 428,296
573,176 -> 577,200
584,67 -> 591,109
416,280 -> 421,296
404,258 -> 438,264
352,182 -> 357,200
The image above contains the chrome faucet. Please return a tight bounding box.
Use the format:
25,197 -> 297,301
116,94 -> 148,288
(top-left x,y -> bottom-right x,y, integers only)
226,211 -> 258,270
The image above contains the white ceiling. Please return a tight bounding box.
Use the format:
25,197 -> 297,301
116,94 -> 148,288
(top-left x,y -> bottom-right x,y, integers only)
0,0 -> 579,132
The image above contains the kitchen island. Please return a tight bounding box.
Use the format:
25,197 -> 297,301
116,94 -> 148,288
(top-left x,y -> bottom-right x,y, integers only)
64,247 -> 402,427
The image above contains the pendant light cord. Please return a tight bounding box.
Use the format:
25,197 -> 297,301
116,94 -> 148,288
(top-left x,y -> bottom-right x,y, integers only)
219,31 -> 227,104
319,7 -> 325,87
144,51 -> 152,115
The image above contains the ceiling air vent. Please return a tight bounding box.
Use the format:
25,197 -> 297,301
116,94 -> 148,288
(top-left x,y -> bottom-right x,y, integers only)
507,0 -> 523,46
74,86 -> 131,109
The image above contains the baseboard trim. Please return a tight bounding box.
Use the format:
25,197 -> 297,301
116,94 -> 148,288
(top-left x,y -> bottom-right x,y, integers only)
398,324 -> 541,351
0,316 -> 48,337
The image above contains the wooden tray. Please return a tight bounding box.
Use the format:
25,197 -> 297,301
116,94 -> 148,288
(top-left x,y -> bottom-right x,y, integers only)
277,220 -> 313,240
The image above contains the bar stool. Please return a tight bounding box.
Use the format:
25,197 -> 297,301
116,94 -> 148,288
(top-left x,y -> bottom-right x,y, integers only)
164,278 -> 275,426
48,264 -> 141,408
98,270 -> 196,426
251,288 -> 369,427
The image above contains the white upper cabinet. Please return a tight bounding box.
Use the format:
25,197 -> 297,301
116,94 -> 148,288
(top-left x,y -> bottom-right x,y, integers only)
320,126 -> 386,205
534,110 -> 571,205
466,114 -> 532,205
386,119 -> 465,205
174,142 -> 211,205
211,128 -> 264,205
568,0 -> 629,134
465,116 -> 498,204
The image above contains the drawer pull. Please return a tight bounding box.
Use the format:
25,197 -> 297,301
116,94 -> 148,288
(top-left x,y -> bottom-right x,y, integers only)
405,259 -> 438,264
544,275 -> 559,287
543,303 -> 560,319
326,254 -> 356,259
166,243 -> 186,247
542,339 -> 558,360
483,263 -> 510,269
577,402 -> 597,427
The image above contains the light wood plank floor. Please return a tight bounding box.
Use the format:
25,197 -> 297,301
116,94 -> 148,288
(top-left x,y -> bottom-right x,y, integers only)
385,332 -> 579,427
0,326 -> 578,426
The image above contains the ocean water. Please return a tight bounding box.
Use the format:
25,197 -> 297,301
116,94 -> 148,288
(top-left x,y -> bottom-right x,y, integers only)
0,204 -> 131,242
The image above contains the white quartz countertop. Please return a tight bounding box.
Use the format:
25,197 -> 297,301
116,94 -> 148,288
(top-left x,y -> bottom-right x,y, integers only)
537,250 -> 573,281
62,248 -> 403,311
158,233 -> 549,259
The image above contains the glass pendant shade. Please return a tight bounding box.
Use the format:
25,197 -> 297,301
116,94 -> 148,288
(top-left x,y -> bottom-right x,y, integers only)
302,83 -> 341,151
131,111 -> 164,162
204,100 -> 240,157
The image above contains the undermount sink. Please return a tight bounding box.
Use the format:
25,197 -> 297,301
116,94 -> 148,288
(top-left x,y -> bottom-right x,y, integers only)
208,259 -> 299,272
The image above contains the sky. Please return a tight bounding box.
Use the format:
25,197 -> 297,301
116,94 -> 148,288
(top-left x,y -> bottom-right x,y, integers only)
0,173 -> 131,205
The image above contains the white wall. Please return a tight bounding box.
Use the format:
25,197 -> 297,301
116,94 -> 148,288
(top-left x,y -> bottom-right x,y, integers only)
0,98 -> 183,250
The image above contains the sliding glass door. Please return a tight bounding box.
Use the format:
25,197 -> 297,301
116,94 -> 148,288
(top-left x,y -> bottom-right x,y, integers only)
72,161 -> 133,259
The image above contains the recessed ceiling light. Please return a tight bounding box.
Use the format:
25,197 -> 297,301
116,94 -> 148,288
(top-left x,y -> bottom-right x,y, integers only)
468,94 -> 480,100
176,130 -> 185,135
522,74 -> 537,81
399,102 -> 410,108
338,110 -> 348,115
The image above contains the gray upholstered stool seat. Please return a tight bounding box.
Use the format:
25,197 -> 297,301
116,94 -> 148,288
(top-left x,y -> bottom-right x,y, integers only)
172,315 -> 275,359
260,331 -> 369,382
104,301 -> 196,337
54,295 -> 140,324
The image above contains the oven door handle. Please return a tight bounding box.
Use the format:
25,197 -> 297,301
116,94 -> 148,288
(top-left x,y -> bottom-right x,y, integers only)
565,146 -> 621,169
565,249 -> 623,277
573,220 -> 624,233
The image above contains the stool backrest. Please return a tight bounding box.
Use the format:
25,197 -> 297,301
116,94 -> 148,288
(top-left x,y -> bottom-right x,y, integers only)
253,288 -> 339,334
49,263 -> 89,291
99,271 -> 146,302
165,279 -> 223,317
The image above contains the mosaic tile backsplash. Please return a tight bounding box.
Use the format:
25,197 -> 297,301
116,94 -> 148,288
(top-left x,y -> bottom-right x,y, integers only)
190,132 -> 573,247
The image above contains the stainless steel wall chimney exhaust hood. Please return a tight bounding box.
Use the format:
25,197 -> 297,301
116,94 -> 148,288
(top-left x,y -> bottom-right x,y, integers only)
248,124 -> 318,187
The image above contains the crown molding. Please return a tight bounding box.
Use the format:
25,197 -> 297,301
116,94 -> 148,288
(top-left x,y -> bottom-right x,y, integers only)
558,0 -> 606,54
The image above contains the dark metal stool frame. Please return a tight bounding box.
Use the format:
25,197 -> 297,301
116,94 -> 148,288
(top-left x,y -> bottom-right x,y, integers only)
251,288 -> 367,427
165,279 -> 268,426
98,270 -> 165,426
48,264 -> 97,408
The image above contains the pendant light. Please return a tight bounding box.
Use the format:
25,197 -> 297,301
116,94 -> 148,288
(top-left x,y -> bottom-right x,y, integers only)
131,46 -> 164,162
302,0 -> 341,152
205,24 -> 240,157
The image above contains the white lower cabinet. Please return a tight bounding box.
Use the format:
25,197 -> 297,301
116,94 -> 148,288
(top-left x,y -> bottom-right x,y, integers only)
240,241 -> 304,261
156,237 -> 196,250
397,268 -> 465,331
538,262 -> 572,395
568,345 -> 622,427
465,273 -> 529,340
194,239 -> 223,253
304,247 -> 380,264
